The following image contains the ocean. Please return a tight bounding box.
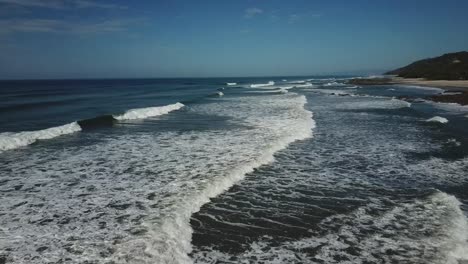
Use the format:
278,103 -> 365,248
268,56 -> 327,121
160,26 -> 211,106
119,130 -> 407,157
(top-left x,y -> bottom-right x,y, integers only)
0,77 -> 467,263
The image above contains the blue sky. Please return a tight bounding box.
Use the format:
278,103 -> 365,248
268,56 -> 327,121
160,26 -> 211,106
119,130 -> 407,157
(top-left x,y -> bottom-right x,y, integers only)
0,0 -> 467,79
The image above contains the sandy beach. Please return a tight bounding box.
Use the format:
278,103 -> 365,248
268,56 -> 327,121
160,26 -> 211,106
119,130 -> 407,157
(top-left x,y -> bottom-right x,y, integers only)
393,77 -> 468,90
393,78 -> 468,105
347,76 -> 468,105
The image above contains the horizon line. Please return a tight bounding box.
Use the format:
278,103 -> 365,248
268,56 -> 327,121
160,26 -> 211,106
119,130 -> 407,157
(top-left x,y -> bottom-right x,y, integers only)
0,73 -> 380,82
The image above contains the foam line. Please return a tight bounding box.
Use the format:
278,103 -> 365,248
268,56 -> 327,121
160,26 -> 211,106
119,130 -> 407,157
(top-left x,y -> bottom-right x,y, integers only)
129,94 -> 315,263
192,191 -> 468,264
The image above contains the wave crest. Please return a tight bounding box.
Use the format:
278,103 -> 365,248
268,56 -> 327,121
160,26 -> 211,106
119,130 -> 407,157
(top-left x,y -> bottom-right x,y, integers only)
0,122 -> 81,151
250,81 -> 275,88
114,102 -> 184,120
426,116 -> 449,123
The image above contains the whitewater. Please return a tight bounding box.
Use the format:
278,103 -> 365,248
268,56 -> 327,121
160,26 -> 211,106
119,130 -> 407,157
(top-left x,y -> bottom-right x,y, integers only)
0,102 -> 185,152
0,77 -> 467,264
0,85 -> 314,263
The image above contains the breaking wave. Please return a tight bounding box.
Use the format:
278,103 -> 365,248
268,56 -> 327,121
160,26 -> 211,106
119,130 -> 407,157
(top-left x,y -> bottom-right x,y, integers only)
77,115 -> 117,129
294,82 -> 314,88
0,122 -> 81,152
323,81 -> 346,87
0,93 -> 315,264
0,102 -> 186,151
288,80 -> 306,84
426,116 -> 449,124
113,102 -> 184,120
141,94 -> 315,263
250,81 -> 275,88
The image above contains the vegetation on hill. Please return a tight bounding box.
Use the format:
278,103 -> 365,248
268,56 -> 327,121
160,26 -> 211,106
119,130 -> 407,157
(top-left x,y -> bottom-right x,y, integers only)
347,78 -> 393,85
386,51 -> 468,80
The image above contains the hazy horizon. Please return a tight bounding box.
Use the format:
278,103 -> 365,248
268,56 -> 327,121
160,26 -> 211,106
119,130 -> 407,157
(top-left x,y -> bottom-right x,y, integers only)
1,0 -> 467,79
0,72 -> 377,81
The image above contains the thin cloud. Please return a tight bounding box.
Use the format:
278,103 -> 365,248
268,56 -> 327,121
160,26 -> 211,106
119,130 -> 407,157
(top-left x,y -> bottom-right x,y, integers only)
0,18 -> 139,34
73,19 -> 137,33
0,19 -> 62,33
288,14 -> 300,24
0,0 -> 127,9
288,12 -> 322,24
73,0 -> 127,10
244,7 -> 263,18
0,0 -> 64,9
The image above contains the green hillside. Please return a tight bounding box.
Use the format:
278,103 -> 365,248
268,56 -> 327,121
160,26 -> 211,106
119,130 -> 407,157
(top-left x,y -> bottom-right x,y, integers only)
386,51 -> 468,80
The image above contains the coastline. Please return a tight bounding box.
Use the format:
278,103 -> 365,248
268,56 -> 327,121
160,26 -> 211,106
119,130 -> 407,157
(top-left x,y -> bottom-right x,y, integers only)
392,77 -> 468,91
347,77 -> 468,105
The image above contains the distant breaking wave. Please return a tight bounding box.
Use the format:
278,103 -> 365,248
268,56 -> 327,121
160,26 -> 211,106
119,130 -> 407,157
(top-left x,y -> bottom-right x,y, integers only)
250,81 -> 275,88
323,81 -> 346,87
294,82 -> 314,88
0,102 -> 185,151
288,80 -> 306,84
426,116 -> 449,124
113,102 -> 184,120
0,122 -> 81,152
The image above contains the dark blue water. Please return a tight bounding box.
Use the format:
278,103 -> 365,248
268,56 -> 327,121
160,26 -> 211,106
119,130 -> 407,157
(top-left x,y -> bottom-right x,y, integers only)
0,77 -> 467,264
0,78 -> 222,132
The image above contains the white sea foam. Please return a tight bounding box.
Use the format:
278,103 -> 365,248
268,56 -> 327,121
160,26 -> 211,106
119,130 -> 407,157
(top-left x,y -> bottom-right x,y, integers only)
335,98 -> 411,110
0,122 -> 81,152
446,138 -> 461,147
307,88 -> 352,96
250,81 -> 275,88
193,192 -> 468,264
114,102 -> 184,120
226,82 -> 237,86
190,91 -> 468,263
398,85 -> 445,93
216,91 -> 224,97
442,92 -> 463,95
288,80 -> 306,84
323,81 -> 346,87
261,84 -> 295,90
0,93 -> 314,264
264,85 -> 294,90
425,101 -> 468,114
293,82 -> 314,88
426,116 -> 449,124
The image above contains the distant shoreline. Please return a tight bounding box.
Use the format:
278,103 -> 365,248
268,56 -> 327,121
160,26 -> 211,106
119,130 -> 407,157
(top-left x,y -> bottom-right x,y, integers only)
347,77 -> 468,105
348,77 -> 468,89
392,77 -> 468,90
